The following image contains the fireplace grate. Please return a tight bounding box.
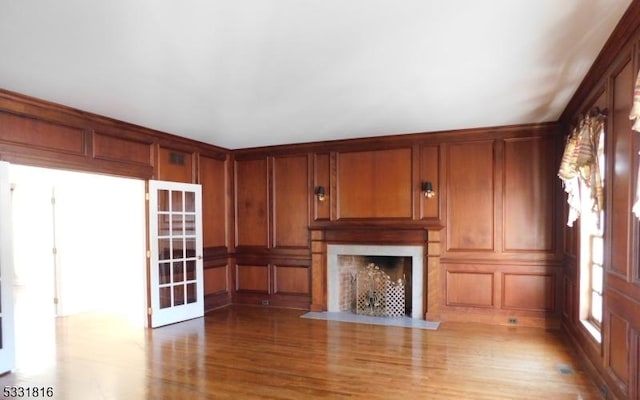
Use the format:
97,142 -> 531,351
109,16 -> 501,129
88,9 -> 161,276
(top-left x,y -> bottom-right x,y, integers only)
353,263 -> 405,317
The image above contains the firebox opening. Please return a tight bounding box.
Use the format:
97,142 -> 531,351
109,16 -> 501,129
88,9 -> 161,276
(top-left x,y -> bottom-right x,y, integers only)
337,255 -> 412,317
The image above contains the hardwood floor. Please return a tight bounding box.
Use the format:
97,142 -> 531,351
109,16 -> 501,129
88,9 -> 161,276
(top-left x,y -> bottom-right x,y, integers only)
1,305 -> 602,399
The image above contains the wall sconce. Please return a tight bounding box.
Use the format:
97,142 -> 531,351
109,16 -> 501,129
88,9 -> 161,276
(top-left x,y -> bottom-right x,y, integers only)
314,186 -> 326,201
422,181 -> 435,198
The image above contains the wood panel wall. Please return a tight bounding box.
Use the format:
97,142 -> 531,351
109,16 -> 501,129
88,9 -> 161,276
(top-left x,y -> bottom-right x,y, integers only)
232,154 -> 311,309
233,124 -> 562,322
0,89 -> 232,312
0,86 -> 566,330
200,154 -> 232,309
0,64 -> 576,339
439,132 -> 562,327
559,2 -> 640,399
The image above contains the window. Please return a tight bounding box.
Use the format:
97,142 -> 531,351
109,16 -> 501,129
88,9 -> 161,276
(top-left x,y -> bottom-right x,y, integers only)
579,123 -> 605,336
586,220 -> 604,327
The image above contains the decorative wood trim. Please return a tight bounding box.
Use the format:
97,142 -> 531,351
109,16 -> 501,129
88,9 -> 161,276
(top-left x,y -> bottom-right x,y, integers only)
233,122 -> 562,157
494,139 -> 504,254
0,88 -> 229,154
310,229 -> 326,311
425,228 -> 441,321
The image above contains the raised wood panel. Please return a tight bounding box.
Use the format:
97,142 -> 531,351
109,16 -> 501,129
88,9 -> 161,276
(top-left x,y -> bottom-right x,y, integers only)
273,265 -> 310,295
446,141 -> 495,251
313,153 -> 330,221
446,271 -> 493,307
273,155 -> 309,248
337,148 -> 412,219
564,221 -> 577,257
93,132 -> 152,166
503,136 -> 556,252
420,145 -> 439,220
235,158 -> 268,247
502,273 -> 554,312
158,146 -> 193,183
0,112 -> 85,155
606,286 -> 640,399
200,155 -> 228,248
636,333 -> 640,400
562,275 -> 574,322
204,266 -> 228,295
610,60 -> 633,277
608,312 -> 630,390
235,264 -> 269,293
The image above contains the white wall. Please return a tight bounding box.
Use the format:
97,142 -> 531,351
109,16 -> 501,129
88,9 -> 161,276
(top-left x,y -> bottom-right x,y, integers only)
10,166 -> 146,325
11,169 -> 55,312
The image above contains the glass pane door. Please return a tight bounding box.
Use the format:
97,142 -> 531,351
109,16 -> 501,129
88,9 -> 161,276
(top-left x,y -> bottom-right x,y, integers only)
148,180 -> 203,328
0,161 -> 15,373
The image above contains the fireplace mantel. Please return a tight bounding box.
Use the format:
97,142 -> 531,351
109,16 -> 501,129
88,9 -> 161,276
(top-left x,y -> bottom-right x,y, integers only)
311,225 -> 430,245
309,226 -> 442,321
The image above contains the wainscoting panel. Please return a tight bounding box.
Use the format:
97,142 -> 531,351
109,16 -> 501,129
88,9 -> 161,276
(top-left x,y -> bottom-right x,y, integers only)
235,264 -> 269,293
636,333 -> 640,399
608,311 -> 630,394
273,265 -> 310,295
502,273 -> 554,312
562,275 -> 574,322
445,271 -> 494,307
204,265 -> 229,295
442,262 -> 561,327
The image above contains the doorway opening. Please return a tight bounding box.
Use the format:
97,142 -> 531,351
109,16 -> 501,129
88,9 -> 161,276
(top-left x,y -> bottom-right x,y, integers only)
9,165 -> 146,371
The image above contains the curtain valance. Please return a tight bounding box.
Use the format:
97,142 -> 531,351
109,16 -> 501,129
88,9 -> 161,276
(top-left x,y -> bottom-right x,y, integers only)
558,112 -> 605,227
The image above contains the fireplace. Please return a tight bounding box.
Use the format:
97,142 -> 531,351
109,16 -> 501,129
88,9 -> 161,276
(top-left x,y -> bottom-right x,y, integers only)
327,244 -> 424,319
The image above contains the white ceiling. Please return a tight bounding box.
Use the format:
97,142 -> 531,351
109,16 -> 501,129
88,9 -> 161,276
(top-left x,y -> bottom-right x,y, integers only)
0,0 -> 632,149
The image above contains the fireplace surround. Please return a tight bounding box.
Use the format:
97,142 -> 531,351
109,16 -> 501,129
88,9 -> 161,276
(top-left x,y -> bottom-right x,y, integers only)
310,227 -> 441,321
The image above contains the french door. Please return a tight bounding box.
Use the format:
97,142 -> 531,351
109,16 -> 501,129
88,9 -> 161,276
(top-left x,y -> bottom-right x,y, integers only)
148,180 -> 204,328
0,161 -> 15,373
